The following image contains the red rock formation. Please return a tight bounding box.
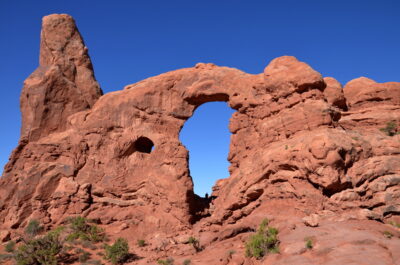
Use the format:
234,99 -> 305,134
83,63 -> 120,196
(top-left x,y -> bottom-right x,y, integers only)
0,14 -> 399,265
20,14 -> 102,142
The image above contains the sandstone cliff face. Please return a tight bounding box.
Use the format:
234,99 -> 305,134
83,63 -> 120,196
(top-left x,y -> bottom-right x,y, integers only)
1,14 -> 399,265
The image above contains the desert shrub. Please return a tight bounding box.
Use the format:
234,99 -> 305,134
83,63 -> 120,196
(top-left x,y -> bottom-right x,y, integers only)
88,226 -> 105,242
183,259 -> 191,265
157,258 -> 174,265
187,236 -> 201,252
14,230 -> 63,265
380,121 -> 399,136
304,238 -> 313,249
383,231 -> 393,239
25,219 -> 43,237
389,221 -> 400,228
104,238 -> 129,264
227,249 -> 236,257
137,239 -> 145,247
5,240 -> 16,253
70,216 -> 87,231
245,219 -> 279,259
66,217 -> 105,243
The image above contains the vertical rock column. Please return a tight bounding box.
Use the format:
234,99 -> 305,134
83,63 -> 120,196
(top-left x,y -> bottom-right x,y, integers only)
20,14 -> 103,142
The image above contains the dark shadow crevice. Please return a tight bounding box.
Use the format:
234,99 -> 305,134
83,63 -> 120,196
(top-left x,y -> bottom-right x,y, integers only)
121,136 -> 154,157
187,191 -> 215,224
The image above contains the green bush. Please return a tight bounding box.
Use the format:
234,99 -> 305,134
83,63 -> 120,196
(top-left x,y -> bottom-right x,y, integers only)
14,230 -> 63,265
245,219 -> 279,259
183,259 -> 191,265
227,249 -> 236,257
187,236 -> 201,252
104,238 -> 129,264
137,239 -> 145,247
304,238 -> 313,249
66,217 -> 105,242
383,231 -> 393,239
5,240 -> 16,253
157,258 -> 174,265
88,225 -> 105,242
25,219 -> 43,237
380,121 -> 399,136
389,221 -> 400,228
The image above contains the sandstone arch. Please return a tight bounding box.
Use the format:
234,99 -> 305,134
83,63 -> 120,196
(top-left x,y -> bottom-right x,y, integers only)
1,14 -> 399,264
179,101 -> 234,196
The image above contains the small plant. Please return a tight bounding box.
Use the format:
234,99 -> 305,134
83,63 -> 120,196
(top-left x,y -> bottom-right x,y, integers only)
389,221 -> 400,228
104,238 -> 129,264
227,249 -> 236,256
157,257 -> 174,265
137,239 -> 145,247
5,240 -> 16,253
183,259 -> 191,265
66,216 -> 105,242
89,226 -> 106,242
245,218 -> 279,259
380,121 -> 399,136
187,236 -> 201,252
25,219 -> 43,237
14,230 -> 64,265
383,231 -> 393,239
304,237 -> 313,249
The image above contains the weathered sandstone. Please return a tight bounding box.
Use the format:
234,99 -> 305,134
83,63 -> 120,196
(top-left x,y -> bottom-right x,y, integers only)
0,14 -> 399,264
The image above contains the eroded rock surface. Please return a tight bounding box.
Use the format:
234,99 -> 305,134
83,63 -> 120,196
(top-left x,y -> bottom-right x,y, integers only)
1,14 -> 399,265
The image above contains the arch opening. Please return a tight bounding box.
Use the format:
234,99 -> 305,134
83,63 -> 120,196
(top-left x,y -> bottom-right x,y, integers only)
180,102 -> 235,198
122,136 -> 154,157
134,136 -> 154,153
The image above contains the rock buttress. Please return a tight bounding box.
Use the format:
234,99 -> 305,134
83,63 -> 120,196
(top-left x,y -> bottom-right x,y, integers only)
20,14 -> 102,142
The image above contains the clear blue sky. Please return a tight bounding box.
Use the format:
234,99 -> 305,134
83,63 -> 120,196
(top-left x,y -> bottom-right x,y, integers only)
0,0 -> 399,195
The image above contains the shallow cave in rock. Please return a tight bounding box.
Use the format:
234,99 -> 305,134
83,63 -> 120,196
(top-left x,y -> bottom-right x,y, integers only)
134,136 -> 154,153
